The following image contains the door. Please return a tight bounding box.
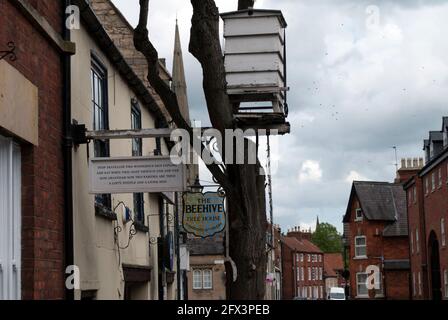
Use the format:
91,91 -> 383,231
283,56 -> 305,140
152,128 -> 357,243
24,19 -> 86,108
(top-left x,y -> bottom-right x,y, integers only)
0,136 -> 21,300
429,231 -> 442,300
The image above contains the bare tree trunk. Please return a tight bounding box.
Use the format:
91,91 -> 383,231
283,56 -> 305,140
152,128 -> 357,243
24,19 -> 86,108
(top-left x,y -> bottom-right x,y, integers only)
134,0 -> 267,300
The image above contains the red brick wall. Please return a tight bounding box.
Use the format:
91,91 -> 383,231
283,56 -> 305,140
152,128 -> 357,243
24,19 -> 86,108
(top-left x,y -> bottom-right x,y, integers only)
0,0 -> 65,299
421,158 -> 448,299
405,177 -> 430,299
281,242 -> 295,299
347,195 -> 410,299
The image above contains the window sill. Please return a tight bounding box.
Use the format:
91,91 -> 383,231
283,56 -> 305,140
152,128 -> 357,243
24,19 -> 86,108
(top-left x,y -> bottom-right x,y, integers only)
95,204 -> 117,221
353,256 -> 368,260
134,221 -> 149,233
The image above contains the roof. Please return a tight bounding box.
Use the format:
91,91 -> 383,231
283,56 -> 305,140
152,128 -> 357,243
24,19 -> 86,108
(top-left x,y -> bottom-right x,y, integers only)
343,181 -> 408,237
282,236 -> 322,254
220,9 -> 287,28
430,131 -> 443,142
188,233 -> 225,256
324,253 -> 344,278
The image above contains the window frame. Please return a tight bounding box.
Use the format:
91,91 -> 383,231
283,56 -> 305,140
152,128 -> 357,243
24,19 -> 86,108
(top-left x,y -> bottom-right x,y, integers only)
193,270 -> 202,290
356,272 -> 368,297
91,55 -> 111,211
441,218 -> 446,247
355,208 -> 363,221
202,269 -> 213,290
354,236 -> 367,258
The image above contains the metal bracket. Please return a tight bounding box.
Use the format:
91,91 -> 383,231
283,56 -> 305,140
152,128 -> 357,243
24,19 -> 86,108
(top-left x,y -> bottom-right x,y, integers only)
0,42 -> 17,61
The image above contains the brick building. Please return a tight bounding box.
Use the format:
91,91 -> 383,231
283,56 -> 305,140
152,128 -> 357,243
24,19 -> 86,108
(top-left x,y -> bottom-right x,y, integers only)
281,228 -> 325,300
0,0 -> 75,299
343,181 -> 411,299
323,253 -> 344,299
404,117 -> 448,300
187,233 -> 226,300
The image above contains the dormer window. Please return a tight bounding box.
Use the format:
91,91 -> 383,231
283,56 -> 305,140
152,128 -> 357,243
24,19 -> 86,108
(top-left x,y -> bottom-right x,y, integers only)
355,208 -> 363,221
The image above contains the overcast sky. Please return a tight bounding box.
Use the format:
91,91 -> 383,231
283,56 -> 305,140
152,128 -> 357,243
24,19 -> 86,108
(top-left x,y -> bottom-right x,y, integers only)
111,0 -> 448,233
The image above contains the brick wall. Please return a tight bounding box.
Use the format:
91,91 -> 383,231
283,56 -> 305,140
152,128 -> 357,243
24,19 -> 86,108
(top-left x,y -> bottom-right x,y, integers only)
407,156 -> 448,300
347,195 -> 410,299
0,0 -> 65,299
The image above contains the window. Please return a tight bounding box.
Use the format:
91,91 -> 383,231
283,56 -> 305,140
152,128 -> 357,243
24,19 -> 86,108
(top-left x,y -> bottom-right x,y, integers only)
193,270 -> 202,289
131,102 -> 142,157
312,267 -> 315,280
439,168 -> 443,188
318,255 -> 322,263
319,267 -> 323,280
297,267 -> 300,281
193,269 -> 213,290
301,267 -> 304,281
355,236 -> 367,258
133,193 -> 145,225
203,269 -> 213,289
418,272 -> 422,297
355,208 -> 363,221
0,137 -> 21,300
307,254 -> 311,262
308,267 -> 311,281
300,254 -> 304,262
416,228 -> 420,254
408,190 -> 412,206
425,178 -> 429,195
431,172 -> 436,191
91,57 -> 111,210
413,187 -> 417,204
410,230 -> 414,255
412,273 -> 416,297
441,218 -> 446,247
356,273 -> 368,297
444,270 -> 448,298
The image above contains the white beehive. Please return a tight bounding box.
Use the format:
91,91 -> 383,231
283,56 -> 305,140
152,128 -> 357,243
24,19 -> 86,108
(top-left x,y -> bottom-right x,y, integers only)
221,9 -> 288,116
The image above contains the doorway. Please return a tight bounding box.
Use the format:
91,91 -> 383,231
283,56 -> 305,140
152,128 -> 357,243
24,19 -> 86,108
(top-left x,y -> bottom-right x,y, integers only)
428,231 -> 442,300
0,136 -> 21,300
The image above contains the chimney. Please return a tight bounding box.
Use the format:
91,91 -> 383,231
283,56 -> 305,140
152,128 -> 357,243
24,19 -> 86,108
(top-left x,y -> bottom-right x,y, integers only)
395,157 -> 424,184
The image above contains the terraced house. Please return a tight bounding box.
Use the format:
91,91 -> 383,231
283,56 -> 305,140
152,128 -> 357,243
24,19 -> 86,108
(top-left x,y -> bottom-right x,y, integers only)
404,117 -> 448,300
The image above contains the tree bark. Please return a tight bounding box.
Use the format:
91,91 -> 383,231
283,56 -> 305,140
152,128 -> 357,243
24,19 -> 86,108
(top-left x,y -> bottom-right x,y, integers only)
134,0 -> 267,300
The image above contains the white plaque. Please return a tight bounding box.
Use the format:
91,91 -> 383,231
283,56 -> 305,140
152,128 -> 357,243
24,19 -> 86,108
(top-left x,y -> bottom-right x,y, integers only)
89,156 -> 186,194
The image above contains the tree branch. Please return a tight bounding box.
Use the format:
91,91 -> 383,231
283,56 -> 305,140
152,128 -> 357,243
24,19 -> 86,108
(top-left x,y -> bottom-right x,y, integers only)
134,0 -> 230,189
189,0 -> 234,132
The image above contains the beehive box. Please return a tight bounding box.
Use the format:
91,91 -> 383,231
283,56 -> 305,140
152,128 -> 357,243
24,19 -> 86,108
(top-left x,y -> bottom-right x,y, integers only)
221,9 -> 287,95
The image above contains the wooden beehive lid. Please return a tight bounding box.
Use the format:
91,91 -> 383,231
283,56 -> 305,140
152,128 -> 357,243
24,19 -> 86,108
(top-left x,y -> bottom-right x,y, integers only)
220,9 -> 287,28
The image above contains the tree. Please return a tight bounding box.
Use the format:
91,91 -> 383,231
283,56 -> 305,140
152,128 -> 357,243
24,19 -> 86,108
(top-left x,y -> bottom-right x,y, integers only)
311,223 -> 343,253
134,0 -> 267,299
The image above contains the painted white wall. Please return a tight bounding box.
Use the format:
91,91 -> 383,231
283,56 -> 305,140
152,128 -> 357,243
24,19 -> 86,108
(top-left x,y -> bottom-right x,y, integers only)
71,22 -> 178,300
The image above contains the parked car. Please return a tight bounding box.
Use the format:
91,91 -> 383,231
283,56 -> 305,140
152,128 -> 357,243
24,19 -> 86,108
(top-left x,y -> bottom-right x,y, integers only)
328,287 -> 346,300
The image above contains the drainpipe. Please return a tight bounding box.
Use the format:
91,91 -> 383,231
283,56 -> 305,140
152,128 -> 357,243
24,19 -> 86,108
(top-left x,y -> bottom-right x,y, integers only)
62,0 -> 74,300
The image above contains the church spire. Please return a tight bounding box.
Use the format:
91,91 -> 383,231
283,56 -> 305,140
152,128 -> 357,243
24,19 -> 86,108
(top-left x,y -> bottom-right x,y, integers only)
172,19 -> 190,123
316,216 -> 320,230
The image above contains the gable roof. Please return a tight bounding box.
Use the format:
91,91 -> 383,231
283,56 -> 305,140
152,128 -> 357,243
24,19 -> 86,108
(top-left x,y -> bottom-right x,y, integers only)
282,236 -> 322,254
324,253 -> 344,278
343,181 -> 408,237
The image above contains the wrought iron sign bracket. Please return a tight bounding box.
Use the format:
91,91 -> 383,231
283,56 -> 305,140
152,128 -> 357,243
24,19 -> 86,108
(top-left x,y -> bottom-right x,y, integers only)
0,42 -> 17,61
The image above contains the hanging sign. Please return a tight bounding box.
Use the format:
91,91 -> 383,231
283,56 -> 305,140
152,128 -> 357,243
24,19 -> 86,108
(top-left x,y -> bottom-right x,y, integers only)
89,156 -> 186,194
182,192 -> 226,238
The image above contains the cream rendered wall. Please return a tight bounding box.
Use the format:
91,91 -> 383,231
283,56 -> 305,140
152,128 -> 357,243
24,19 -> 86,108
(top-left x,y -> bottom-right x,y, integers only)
71,23 -> 176,300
